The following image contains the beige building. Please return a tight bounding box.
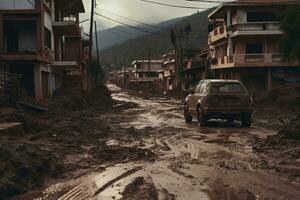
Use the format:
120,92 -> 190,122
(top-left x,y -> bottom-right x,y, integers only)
132,60 -> 164,82
208,0 -> 299,91
0,0 -> 88,101
162,52 -> 176,90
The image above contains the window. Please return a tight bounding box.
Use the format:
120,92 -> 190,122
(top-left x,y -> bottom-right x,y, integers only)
211,83 -> 246,94
246,43 -> 263,54
7,30 -> 19,52
199,84 -> 205,94
247,11 -> 279,22
44,27 -> 52,49
195,83 -> 202,94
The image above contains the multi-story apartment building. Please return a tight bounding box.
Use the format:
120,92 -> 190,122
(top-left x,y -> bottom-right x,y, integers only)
181,49 -> 210,90
162,51 -> 176,90
0,0 -> 88,100
132,60 -> 164,82
208,0 -> 299,91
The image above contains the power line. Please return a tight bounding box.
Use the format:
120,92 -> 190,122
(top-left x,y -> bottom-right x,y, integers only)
186,0 -> 232,3
95,8 -> 168,31
95,12 -> 169,37
80,18 -> 90,23
103,29 -> 144,45
95,13 -> 208,39
137,0 -> 208,9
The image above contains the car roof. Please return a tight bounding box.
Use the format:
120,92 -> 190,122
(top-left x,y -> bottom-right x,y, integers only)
201,79 -> 242,83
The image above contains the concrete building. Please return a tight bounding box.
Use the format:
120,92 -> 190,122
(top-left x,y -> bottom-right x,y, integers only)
0,0 -> 88,100
162,52 -> 176,91
181,49 -> 210,90
208,0 -> 300,91
132,60 -> 164,82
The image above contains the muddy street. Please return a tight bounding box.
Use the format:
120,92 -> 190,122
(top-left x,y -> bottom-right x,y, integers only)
11,86 -> 300,200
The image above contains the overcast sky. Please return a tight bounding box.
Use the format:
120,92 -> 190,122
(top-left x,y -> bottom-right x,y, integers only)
80,0 -> 224,31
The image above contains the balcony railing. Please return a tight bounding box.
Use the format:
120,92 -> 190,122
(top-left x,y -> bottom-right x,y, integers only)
245,54 -> 265,62
0,49 -> 54,62
209,25 -> 227,44
212,53 -> 290,67
232,22 -> 281,32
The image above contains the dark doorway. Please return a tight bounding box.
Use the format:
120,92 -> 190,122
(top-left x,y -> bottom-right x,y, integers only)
246,43 -> 263,54
10,64 -> 35,97
7,30 -> 19,52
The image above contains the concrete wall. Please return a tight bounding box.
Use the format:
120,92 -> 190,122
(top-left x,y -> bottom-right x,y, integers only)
233,36 -> 280,54
236,10 -> 247,24
34,64 -> 62,100
44,12 -> 54,50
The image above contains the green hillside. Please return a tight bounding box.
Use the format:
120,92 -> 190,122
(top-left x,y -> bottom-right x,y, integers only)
100,8 -> 214,67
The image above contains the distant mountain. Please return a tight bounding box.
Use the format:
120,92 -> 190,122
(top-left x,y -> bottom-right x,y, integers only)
97,16 -> 185,50
99,8 -> 214,67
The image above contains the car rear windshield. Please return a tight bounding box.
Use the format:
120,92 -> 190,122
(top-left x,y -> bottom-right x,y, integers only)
210,83 -> 246,94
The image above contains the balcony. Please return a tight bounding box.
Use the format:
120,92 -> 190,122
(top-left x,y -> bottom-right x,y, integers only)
231,22 -> 282,36
164,69 -> 175,77
208,25 -> 227,44
0,49 -> 54,63
212,53 -> 297,69
52,16 -> 80,36
51,49 -> 82,71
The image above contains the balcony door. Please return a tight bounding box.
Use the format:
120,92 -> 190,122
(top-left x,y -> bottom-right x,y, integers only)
246,43 -> 263,54
7,30 -> 19,52
245,43 -> 264,62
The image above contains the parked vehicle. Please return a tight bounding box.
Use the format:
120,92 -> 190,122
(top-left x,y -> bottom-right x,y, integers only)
184,79 -> 253,127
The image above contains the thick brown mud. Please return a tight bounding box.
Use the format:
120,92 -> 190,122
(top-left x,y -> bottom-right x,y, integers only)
6,85 -> 300,200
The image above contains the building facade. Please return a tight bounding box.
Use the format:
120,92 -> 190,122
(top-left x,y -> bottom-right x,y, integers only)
162,52 -> 176,91
208,0 -> 300,91
0,0 -> 88,100
132,60 -> 164,82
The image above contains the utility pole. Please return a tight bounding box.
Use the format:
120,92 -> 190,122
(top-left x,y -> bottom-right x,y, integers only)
94,20 -> 102,86
148,48 -> 151,82
94,21 -> 100,65
88,0 -> 96,90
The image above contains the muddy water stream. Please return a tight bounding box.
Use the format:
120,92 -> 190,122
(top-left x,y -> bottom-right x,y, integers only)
13,88 -> 300,200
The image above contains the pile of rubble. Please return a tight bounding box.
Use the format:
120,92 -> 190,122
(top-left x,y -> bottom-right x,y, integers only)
254,85 -> 300,182
0,86 -> 154,199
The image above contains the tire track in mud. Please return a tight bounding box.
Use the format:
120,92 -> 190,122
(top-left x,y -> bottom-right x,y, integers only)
24,90 -> 300,200
56,166 -> 142,200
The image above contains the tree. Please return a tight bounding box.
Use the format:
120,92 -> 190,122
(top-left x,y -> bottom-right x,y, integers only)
279,5 -> 300,63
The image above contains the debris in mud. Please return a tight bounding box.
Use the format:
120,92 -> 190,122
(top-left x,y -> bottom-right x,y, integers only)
205,180 -> 256,200
168,161 -> 194,179
254,116 -> 300,182
121,177 -> 158,200
0,141 -> 62,199
0,86 -> 119,198
92,145 -> 156,163
253,85 -> 300,129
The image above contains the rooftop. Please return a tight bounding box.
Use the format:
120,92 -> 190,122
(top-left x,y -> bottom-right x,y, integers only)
208,0 -> 299,19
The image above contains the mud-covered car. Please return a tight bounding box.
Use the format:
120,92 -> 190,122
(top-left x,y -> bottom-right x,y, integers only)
184,79 -> 253,127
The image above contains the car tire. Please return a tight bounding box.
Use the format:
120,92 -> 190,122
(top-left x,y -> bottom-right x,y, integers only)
184,105 -> 192,123
241,112 -> 252,127
197,106 -> 207,127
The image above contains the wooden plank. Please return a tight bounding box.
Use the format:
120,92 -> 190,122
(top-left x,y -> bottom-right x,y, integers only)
16,101 -> 49,112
